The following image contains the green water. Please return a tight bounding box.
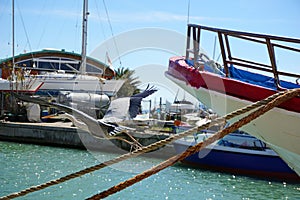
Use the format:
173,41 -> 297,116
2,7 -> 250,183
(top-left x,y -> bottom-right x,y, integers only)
0,141 -> 299,199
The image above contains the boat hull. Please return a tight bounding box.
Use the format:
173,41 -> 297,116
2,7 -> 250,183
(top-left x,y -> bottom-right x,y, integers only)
174,140 -> 300,181
0,78 -> 43,93
28,74 -> 124,96
166,56 -> 300,176
28,74 -> 102,95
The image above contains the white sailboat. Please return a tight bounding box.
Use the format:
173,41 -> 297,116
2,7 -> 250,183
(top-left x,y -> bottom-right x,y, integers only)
11,0 -> 122,96
26,0 -> 104,95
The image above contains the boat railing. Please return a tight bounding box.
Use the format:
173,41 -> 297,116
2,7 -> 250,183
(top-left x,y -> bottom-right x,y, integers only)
186,24 -> 300,89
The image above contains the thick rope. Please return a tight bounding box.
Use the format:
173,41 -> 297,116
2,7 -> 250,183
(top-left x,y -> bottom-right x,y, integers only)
1,89 -> 298,200
87,88 -> 300,199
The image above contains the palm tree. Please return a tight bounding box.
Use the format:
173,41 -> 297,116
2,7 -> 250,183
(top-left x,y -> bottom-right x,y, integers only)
115,67 -> 141,97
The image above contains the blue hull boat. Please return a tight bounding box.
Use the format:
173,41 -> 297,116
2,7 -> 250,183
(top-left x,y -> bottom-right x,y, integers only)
173,133 -> 300,182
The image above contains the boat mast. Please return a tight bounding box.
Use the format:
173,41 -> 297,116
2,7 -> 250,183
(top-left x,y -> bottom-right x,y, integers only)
80,0 -> 89,74
12,0 -> 15,81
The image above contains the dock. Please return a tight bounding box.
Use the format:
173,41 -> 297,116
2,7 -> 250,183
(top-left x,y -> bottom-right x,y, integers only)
0,121 -> 176,159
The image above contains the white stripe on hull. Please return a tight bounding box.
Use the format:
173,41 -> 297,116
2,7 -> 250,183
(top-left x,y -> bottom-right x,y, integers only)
34,75 -> 101,92
0,78 -> 42,92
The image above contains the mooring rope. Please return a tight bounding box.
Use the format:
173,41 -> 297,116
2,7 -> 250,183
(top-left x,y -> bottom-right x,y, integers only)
1,89 -> 298,200
87,88 -> 300,199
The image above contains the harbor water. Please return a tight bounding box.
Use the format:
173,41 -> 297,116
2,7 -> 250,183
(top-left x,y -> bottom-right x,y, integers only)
1,141 -> 299,200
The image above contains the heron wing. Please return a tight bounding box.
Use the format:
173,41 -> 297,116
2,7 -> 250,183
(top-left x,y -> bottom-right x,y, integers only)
103,98 -> 130,120
129,85 -> 157,118
130,84 -> 157,98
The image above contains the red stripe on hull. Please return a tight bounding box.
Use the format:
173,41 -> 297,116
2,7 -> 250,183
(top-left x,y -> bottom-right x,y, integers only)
168,56 -> 300,113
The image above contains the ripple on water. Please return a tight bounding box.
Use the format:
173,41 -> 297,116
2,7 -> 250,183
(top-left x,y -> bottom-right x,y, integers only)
0,141 -> 299,200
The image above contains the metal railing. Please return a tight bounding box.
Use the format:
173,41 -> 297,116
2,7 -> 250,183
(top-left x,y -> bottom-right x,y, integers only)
186,24 -> 300,89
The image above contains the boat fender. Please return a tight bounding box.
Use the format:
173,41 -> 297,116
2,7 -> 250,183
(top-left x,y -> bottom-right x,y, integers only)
174,119 -> 181,126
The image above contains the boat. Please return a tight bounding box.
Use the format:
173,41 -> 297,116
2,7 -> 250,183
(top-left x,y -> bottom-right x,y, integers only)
0,0 -> 122,98
0,49 -> 121,96
165,24 -> 300,175
173,132 -> 300,181
0,77 -> 43,93
0,0 -> 124,120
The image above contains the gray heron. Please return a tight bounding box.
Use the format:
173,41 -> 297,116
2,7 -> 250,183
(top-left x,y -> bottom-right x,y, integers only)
14,85 -> 158,151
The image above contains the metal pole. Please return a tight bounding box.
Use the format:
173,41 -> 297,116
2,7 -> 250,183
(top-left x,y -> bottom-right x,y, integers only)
80,0 -> 89,74
1,92 -> 3,116
12,0 -> 15,81
185,25 -> 191,59
266,38 -> 280,89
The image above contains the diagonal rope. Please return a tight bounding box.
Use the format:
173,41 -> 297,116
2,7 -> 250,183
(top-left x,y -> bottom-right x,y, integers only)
88,88 -> 300,199
102,0 -> 122,67
1,89 -> 298,200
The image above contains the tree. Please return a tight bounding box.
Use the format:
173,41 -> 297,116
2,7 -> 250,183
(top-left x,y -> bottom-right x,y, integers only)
115,67 -> 141,97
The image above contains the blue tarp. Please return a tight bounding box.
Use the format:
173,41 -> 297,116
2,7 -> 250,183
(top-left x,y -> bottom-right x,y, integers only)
228,65 -> 300,90
185,59 -> 299,90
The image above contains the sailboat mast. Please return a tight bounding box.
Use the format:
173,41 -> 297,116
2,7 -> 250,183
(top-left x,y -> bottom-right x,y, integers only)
12,0 -> 15,81
80,0 -> 89,74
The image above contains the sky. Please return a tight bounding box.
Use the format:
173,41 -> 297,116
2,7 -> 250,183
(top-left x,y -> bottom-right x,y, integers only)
1,0 -> 300,106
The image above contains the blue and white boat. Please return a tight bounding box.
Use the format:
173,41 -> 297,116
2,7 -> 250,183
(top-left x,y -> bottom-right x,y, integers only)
173,132 -> 300,181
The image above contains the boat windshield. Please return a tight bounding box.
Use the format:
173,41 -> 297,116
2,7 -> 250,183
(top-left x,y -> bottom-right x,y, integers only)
217,133 -> 266,151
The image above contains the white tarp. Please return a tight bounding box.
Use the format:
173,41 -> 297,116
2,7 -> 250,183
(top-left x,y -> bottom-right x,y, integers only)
26,103 -> 41,122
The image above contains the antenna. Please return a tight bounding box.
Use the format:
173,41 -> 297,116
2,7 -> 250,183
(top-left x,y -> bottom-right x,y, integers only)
186,0 -> 191,24
213,36 -> 217,60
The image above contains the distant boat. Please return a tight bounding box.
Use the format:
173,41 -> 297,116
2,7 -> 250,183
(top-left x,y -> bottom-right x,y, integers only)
28,71 -> 104,95
170,100 -> 195,113
0,0 -> 121,97
165,24 -> 300,176
173,132 -> 300,181
0,49 -> 122,96
0,0 -> 123,120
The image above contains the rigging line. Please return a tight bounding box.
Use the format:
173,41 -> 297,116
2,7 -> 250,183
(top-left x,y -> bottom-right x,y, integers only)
74,0 -> 81,52
102,0 -> 122,67
16,1 -> 33,54
94,0 -> 109,52
37,1 -> 51,50
94,0 -> 110,67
